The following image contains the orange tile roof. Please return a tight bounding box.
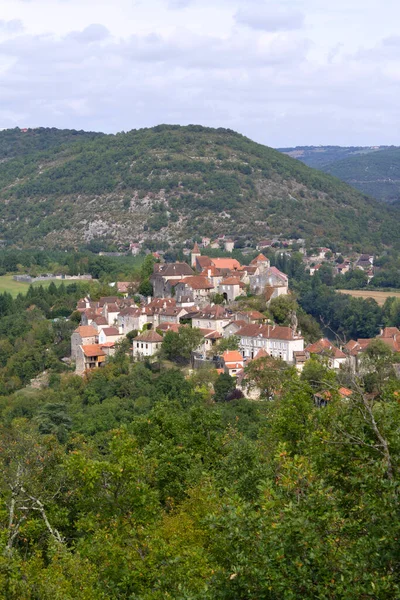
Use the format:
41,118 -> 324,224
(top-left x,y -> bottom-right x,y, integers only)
210,258 -> 241,270
82,344 -> 106,358
75,326 -> 98,337
222,350 -> 244,365
250,253 -> 268,265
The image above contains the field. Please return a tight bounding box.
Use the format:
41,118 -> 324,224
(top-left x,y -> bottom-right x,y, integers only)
0,275 -> 88,298
338,289 -> 400,306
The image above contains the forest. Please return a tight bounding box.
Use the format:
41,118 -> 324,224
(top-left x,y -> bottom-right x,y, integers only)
0,333 -> 399,598
0,250 -> 397,597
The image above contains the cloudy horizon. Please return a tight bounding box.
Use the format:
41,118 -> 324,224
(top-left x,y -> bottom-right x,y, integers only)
1,0 -> 400,147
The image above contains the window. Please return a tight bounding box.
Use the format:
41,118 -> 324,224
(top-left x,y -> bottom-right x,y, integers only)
146,344 -> 148,349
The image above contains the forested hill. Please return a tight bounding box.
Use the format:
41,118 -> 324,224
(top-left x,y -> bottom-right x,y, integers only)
0,127 -> 103,161
278,145 -> 400,204
324,147 -> 400,204
0,124 -> 397,250
278,145 -> 389,170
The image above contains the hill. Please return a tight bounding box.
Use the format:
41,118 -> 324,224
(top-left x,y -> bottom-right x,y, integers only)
278,145 -> 400,203
0,127 -> 103,161
323,147 -> 400,204
0,124 -> 397,250
278,145 -> 388,170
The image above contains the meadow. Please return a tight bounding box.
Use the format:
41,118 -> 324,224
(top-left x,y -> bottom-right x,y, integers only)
0,275 -> 84,297
338,289 -> 400,306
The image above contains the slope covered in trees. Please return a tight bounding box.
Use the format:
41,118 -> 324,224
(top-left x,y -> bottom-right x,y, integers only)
279,145 -> 400,203
324,147 -> 400,203
0,125 -> 397,251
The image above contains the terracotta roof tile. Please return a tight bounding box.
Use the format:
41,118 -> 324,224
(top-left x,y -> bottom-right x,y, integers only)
81,344 -> 106,358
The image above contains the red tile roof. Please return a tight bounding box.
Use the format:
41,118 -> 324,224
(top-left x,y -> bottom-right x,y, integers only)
179,276 -> 214,290
306,338 -> 346,359
101,327 -> 120,336
236,323 -> 300,341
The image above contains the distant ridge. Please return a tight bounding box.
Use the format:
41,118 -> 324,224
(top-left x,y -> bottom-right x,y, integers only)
278,144 -> 400,203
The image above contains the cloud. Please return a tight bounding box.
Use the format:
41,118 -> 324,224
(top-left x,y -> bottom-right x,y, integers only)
67,24 -> 110,42
235,4 -> 305,32
0,20 -> 24,34
1,11 -> 400,146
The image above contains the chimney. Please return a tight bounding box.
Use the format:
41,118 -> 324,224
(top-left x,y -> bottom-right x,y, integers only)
147,296 -> 151,304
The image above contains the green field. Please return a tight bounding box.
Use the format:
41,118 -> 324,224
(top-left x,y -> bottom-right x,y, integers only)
0,275 -> 87,297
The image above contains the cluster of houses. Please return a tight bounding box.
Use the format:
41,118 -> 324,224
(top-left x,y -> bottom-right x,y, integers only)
71,245 -> 399,400
72,246 -> 294,376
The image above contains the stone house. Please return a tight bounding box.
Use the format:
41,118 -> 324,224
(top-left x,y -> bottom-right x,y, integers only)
150,262 -> 194,298
76,344 -> 106,374
118,307 -> 148,335
71,325 -> 98,360
174,276 -> 214,306
218,277 -> 245,302
191,305 -> 233,334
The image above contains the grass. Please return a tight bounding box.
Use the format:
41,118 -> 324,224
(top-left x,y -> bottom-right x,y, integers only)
0,275 -> 86,298
338,289 -> 400,306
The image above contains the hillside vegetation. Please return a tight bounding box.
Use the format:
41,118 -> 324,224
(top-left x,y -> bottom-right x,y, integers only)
278,145 -> 387,169
0,127 -> 102,161
324,147 -> 400,203
0,125 -> 398,250
279,144 -> 400,203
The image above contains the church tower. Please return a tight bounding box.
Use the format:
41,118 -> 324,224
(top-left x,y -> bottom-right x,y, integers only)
191,241 -> 201,268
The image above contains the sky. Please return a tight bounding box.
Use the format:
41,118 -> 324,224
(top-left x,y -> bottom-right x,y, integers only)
1,0 -> 400,146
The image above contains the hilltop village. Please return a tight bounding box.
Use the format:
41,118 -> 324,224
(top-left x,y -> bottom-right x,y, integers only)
72,243 -> 400,398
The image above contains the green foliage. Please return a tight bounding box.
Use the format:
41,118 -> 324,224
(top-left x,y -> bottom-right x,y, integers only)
161,327 -> 203,364
214,373 -> 236,402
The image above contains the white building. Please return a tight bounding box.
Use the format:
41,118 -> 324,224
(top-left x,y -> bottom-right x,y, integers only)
132,330 -> 163,358
236,323 -> 304,363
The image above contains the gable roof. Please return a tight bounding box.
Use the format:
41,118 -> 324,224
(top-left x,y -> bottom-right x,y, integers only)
74,325 -> 98,338
250,253 -> 269,265
178,276 -> 214,290
306,338 -> 346,359
221,277 -> 241,285
222,350 -> 244,368
156,262 -> 194,278
210,258 -> 241,270
101,327 -> 120,336
236,323 -> 301,341
134,330 -> 163,343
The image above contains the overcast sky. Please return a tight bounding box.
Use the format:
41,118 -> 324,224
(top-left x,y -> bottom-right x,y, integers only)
1,0 -> 400,146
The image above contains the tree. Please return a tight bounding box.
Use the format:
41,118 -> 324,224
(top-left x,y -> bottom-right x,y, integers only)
216,336 -> 239,354
214,373 -> 236,402
301,356 -> 336,392
244,355 -> 288,399
161,327 -> 203,364
138,278 -> 153,296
